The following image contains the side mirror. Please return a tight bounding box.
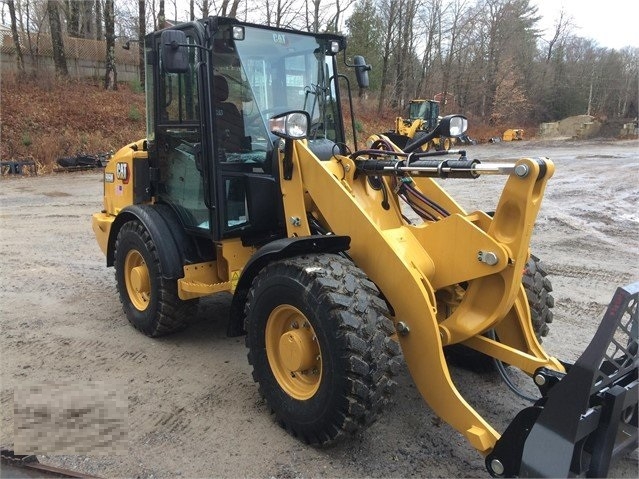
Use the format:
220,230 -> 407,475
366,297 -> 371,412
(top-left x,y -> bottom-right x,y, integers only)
353,55 -> 371,89
160,30 -> 189,74
434,115 -> 468,138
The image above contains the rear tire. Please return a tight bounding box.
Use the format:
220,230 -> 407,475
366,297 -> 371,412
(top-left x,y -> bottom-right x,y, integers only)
114,220 -> 197,337
444,255 -> 555,371
244,254 -> 400,445
523,254 -> 554,340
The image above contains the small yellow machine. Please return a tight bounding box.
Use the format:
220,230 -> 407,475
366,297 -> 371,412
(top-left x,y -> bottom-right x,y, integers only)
92,17 -> 637,477
503,129 -> 524,141
385,99 -> 454,151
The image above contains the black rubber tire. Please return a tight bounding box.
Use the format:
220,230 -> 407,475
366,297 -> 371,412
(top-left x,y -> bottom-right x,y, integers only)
523,254 -> 554,340
409,130 -> 431,152
114,220 -> 197,337
244,254 -> 401,445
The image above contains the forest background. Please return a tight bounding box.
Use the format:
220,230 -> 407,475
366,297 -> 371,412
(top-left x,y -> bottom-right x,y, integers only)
1,0 -> 638,169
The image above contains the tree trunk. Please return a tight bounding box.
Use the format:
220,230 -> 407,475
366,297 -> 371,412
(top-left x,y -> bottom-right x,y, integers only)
158,0 -> 166,29
7,0 -> 24,74
47,0 -> 68,77
228,0 -> 241,17
96,0 -> 103,40
200,0 -> 209,19
377,0 -> 399,114
67,0 -> 80,37
139,0 -> 146,87
81,0 -> 94,39
104,0 -> 117,90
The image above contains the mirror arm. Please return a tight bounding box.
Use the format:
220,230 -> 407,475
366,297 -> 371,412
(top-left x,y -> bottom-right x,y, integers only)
163,42 -> 212,54
334,73 -> 359,152
342,50 -> 371,71
403,130 -> 439,153
282,138 -> 294,180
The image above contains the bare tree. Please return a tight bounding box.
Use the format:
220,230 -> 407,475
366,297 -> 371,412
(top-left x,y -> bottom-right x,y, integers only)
80,0 -> 95,39
7,0 -> 25,73
198,0 -> 209,18
328,0 -> 357,32
415,0 -> 441,99
66,0 -> 81,37
543,7 -> 572,64
219,0 -> 241,17
158,0 -> 166,28
47,0 -> 68,77
439,0 -> 470,114
262,0 -> 304,28
104,0 -> 117,90
139,0 -> 146,86
376,0 -> 401,113
96,0 -> 103,40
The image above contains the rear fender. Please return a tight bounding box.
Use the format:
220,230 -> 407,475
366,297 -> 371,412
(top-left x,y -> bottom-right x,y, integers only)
106,204 -> 193,280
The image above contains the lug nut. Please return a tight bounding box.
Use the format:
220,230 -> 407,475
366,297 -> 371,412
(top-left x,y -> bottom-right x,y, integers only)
396,321 -> 410,336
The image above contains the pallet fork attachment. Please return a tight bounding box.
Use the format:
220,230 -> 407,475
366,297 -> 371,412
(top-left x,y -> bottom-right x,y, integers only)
487,282 -> 639,477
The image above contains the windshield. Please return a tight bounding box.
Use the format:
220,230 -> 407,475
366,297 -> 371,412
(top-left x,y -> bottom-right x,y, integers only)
409,100 -> 439,130
212,25 -> 343,154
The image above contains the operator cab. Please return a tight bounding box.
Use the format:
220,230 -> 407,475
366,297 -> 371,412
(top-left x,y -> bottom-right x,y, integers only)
146,17 -> 351,245
409,100 -> 440,131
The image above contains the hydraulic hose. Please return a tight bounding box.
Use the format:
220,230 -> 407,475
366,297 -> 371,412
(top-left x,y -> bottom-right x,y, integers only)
487,330 -> 540,403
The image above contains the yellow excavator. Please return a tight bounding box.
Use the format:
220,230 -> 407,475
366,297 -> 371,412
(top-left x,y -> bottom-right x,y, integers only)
91,17 -> 637,477
385,99 -> 455,151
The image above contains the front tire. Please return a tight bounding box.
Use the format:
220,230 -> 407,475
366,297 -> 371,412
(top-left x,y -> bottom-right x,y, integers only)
114,220 -> 197,337
244,254 -> 400,445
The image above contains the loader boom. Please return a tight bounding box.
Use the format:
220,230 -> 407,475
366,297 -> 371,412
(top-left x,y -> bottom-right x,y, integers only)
276,131 -> 562,452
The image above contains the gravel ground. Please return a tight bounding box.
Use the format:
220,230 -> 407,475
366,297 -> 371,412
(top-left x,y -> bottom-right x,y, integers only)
1,138 -> 638,478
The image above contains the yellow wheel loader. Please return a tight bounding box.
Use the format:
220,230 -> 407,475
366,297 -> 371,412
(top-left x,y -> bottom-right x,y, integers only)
502,128 -> 524,141
91,17 -> 638,477
384,99 -> 454,151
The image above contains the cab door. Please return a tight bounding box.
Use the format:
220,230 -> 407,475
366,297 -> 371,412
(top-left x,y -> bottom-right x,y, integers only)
153,26 -> 213,235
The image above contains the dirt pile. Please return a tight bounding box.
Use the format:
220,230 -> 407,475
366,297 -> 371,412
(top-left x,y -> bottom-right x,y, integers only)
538,115 -> 601,139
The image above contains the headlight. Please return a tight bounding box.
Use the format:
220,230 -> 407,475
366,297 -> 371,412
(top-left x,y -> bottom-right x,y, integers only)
232,26 -> 245,40
269,111 -> 309,139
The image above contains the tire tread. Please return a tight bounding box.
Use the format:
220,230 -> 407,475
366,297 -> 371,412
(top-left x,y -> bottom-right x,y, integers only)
243,254 -> 401,445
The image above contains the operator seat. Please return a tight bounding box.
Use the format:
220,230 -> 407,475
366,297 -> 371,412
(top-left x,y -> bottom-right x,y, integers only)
214,75 -> 246,153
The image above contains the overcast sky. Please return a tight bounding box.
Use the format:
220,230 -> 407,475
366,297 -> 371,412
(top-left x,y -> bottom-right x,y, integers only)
532,0 -> 639,49
170,0 -> 638,50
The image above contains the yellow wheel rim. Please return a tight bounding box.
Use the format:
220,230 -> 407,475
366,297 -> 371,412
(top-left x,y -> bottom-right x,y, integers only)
265,305 -> 322,400
124,250 -> 151,311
